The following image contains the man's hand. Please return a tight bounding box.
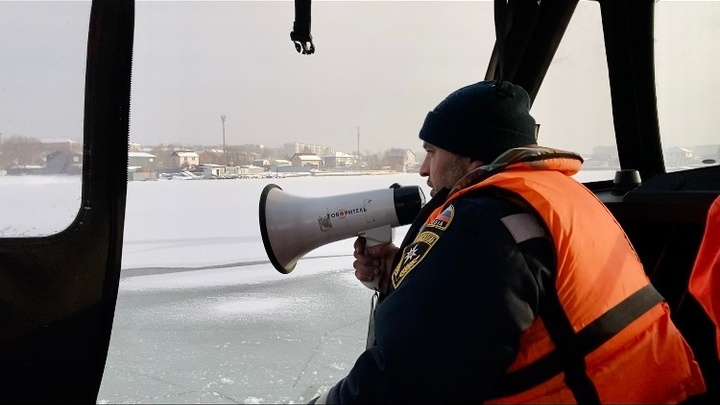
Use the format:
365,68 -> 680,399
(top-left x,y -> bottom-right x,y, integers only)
353,236 -> 399,294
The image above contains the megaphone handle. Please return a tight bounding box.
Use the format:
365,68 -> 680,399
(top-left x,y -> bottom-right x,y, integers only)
360,276 -> 380,290
359,226 -> 395,290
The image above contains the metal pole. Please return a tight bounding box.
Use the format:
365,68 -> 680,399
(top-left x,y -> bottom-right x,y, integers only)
221,115 -> 227,165
357,126 -> 360,167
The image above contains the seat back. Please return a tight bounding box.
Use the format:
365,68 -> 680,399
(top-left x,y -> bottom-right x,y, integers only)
678,194 -> 720,404
688,194 -> 720,359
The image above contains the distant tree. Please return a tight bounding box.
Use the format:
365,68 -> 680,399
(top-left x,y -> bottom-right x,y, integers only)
227,146 -> 241,166
365,151 -> 381,169
0,136 -> 45,168
147,144 -> 178,168
199,150 -> 223,165
260,147 -> 272,159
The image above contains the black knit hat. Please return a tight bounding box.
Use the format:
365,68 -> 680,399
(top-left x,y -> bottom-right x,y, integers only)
418,80 -> 537,163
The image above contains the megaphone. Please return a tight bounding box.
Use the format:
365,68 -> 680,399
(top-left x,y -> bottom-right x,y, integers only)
259,182 -> 426,283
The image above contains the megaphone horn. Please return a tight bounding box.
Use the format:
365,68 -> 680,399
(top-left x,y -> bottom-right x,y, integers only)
259,183 -> 426,275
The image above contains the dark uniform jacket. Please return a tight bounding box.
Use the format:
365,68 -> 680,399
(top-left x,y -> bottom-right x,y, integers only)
315,186 -> 554,403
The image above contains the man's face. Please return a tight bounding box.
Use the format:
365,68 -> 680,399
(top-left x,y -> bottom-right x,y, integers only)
419,142 -> 481,197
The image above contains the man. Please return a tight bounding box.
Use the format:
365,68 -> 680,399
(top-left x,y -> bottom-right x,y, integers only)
309,80 -> 706,404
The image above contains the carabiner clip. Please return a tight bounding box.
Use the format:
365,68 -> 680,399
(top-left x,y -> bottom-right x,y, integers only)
290,31 -> 315,55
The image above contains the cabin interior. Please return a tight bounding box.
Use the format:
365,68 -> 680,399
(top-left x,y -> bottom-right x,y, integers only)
0,0 -> 718,403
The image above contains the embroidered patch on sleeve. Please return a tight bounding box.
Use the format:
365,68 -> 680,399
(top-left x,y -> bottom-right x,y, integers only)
426,205 -> 454,231
391,230 -> 440,288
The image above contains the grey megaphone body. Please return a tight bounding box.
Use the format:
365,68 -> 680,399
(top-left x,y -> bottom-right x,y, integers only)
259,183 -> 426,284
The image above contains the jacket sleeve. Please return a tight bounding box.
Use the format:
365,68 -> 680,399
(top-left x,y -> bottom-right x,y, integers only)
318,196 -> 554,404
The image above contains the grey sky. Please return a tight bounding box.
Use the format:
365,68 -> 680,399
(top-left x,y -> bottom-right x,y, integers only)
128,1 -> 492,155
0,1 -> 88,144
1,1 -> 718,157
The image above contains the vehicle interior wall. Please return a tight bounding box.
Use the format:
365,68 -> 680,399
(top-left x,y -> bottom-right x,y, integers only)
0,0 -> 134,402
603,165 -> 720,404
529,0 -> 720,400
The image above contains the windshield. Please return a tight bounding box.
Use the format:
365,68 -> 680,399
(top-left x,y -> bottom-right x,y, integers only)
1,0 -> 711,403
655,0 -> 720,171
0,1 -> 87,237
101,2 -> 493,403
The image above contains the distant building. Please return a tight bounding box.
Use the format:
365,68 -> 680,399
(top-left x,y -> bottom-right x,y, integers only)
268,159 -> 292,172
128,152 -> 158,171
271,159 -> 291,167
127,152 -> 159,181
322,152 -> 357,169
239,165 -> 265,175
386,148 -> 416,172
664,146 -> 697,167
691,144 -> 720,161
127,170 -> 158,182
253,159 -> 271,168
200,164 -> 226,179
587,145 -> 620,169
283,142 -> 334,159
45,151 -> 82,174
290,153 -> 323,169
169,150 -> 200,168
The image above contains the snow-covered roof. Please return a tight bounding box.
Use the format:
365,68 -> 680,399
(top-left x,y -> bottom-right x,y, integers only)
41,138 -> 80,144
172,151 -> 199,157
323,152 -> 356,158
293,154 -> 322,161
129,152 -> 157,158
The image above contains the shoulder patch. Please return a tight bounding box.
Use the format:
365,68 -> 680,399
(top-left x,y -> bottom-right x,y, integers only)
426,205 -> 455,231
391,230 -> 440,288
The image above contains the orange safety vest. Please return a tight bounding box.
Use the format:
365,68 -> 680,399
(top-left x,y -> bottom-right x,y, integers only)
425,149 -> 706,403
689,194 -> 720,358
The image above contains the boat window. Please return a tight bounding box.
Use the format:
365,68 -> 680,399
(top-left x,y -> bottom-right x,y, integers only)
100,2 -> 495,403
655,1 -> 720,171
0,1 -> 88,238
532,1 -> 616,183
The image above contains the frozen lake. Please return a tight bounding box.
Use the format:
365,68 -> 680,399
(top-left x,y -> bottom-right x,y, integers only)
103,173 -> 432,404
0,169 -> 616,403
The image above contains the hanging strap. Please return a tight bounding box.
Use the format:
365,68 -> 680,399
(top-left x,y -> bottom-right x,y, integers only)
366,290 -> 379,349
290,0 -> 315,55
494,0 -> 508,81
